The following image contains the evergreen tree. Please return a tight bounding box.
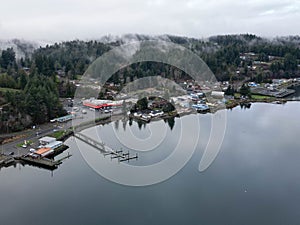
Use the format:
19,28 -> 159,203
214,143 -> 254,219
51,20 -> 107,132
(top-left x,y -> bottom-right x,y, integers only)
225,85 -> 235,96
1,48 -> 16,69
240,84 -> 251,97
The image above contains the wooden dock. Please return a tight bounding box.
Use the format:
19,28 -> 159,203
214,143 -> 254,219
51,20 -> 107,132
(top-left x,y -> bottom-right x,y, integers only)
17,156 -> 62,168
0,155 -> 15,167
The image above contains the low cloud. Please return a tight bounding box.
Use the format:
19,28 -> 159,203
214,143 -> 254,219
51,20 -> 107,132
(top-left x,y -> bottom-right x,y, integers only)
0,0 -> 299,41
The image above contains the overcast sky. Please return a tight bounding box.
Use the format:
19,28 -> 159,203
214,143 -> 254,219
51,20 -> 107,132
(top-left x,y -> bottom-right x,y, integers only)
0,0 -> 299,41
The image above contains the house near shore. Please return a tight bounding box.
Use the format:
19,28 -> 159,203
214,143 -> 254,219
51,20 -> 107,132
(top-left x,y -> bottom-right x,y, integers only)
83,99 -> 122,110
211,91 -> 225,98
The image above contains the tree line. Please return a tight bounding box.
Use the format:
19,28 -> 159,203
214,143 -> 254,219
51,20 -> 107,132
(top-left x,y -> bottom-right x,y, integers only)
0,34 -> 300,132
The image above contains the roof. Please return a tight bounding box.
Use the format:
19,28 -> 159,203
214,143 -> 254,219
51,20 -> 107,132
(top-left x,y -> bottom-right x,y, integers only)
83,99 -> 122,109
39,136 -> 56,143
35,147 -> 52,155
45,141 -> 63,149
192,104 -> 209,110
211,91 -> 225,96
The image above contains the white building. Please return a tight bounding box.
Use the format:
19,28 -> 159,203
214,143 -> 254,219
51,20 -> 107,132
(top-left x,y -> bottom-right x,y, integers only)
39,136 -> 57,146
45,141 -> 63,150
211,91 -> 225,98
39,136 -> 62,150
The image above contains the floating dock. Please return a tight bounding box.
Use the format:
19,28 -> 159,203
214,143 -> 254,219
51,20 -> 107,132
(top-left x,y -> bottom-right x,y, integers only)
107,150 -> 138,162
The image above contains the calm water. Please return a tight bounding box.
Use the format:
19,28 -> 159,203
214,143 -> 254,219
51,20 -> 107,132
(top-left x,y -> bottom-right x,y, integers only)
1,102 -> 300,225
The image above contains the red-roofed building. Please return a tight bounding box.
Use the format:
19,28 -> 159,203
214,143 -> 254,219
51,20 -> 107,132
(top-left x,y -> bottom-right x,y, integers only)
83,99 -> 122,109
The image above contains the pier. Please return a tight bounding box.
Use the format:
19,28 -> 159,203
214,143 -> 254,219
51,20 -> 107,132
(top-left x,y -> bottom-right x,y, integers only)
74,133 -> 106,153
74,132 -> 138,162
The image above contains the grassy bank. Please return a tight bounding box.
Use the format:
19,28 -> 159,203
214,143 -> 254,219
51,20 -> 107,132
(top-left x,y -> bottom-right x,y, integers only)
16,140 -> 33,148
234,93 -> 272,100
49,129 -> 74,141
250,94 -> 273,100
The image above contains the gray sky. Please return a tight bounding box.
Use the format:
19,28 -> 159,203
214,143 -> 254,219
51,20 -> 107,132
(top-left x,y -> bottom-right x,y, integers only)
0,0 -> 299,41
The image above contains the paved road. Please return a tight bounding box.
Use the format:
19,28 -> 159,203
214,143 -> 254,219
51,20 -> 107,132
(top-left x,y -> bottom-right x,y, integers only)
1,123 -> 59,156
1,107 -> 117,156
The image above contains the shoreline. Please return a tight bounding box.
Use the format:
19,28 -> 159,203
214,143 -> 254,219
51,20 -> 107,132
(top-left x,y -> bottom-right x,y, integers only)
1,98 -> 299,146
0,98 -> 299,171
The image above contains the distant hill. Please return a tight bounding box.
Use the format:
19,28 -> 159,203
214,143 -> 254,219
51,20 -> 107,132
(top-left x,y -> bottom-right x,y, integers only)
0,39 -> 49,59
0,33 -> 300,133
2,34 -> 300,59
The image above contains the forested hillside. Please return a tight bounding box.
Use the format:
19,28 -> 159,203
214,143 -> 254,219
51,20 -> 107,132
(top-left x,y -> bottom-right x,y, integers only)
0,34 -> 299,132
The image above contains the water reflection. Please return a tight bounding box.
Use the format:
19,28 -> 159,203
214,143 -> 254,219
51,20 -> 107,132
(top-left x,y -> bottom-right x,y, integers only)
137,120 -> 146,130
1,103 -> 300,225
164,117 -> 175,130
114,116 -> 177,131
240,102 -> 252,109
